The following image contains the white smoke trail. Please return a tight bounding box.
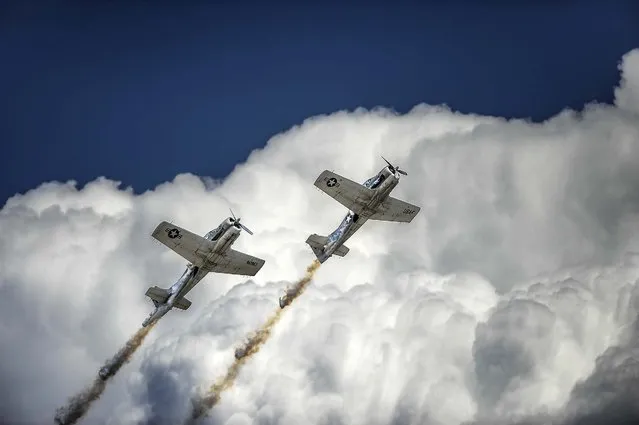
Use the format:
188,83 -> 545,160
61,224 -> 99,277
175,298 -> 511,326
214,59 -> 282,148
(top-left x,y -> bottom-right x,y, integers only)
54,322 -> 158,425
185,260 -> 321,424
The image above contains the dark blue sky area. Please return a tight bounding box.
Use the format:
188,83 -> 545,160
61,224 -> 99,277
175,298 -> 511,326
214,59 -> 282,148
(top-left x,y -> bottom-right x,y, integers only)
2,1 -> 638,203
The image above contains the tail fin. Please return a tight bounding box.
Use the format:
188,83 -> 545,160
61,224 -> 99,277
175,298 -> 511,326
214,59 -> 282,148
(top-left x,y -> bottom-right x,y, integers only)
305,234 -> 349,259
144,286 -> 192,310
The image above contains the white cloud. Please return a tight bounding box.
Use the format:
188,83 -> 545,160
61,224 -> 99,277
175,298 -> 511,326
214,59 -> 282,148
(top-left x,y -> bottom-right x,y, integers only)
615,49 -> 639,114
2,48 -> 639,425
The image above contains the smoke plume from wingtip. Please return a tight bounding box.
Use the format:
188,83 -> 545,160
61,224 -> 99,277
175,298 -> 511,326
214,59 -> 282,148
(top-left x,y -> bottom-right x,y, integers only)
186,260 -> 321,424
54,321 -> 158,425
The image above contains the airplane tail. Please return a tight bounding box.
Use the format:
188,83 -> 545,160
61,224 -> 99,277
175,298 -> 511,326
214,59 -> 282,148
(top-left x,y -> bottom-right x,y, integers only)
305,234 -> 349,260
144,286 -> 192,310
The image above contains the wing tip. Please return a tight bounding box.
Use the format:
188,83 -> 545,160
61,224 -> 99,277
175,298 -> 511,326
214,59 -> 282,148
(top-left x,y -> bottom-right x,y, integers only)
314,171 -> 329,185
151,225 -> 163,238
251,258 -> 266,275
153,220 -> 170,230
407,208 -> 421,223
314,169 -> 337,188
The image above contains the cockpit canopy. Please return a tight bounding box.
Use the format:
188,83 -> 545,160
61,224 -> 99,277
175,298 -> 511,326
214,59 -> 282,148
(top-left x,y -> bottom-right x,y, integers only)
204,224 -> 225,241
363,171 -> 387,189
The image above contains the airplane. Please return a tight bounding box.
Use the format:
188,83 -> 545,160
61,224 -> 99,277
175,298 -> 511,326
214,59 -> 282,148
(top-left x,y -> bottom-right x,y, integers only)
279,157 -> 420,308
140,210 -> 266,328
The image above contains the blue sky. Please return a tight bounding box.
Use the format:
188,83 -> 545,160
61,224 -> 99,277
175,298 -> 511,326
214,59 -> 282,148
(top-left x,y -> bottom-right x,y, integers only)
2,1 -> 638,204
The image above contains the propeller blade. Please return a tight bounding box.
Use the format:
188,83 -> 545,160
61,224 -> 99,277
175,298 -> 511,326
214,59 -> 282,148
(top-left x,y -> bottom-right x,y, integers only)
239,223 -> 254,235
381,155 -> 406,175
228,207 -> 253,234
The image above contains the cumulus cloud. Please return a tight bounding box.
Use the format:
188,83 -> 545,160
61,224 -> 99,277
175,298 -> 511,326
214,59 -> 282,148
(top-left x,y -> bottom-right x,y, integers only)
2,48 -> 639,425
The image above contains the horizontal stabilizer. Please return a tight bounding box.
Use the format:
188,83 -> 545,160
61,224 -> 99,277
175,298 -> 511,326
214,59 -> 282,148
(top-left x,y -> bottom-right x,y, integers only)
306,234 -> 327,258
306,234 -> 349,258
172,297 -> 192,311
145,286 -> 170,304
334,245 -> 349,257
306,234 -> 328,248
144,286 -> 191,310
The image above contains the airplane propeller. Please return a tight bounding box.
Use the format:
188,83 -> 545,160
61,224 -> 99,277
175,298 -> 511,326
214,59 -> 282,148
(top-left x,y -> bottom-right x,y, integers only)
381,155 -> 408,176
229,208 -> 254,235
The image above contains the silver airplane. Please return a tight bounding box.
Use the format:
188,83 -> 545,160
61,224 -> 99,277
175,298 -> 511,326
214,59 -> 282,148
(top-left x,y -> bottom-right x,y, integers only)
279,157 -> 420,308
141,210 -> 265,328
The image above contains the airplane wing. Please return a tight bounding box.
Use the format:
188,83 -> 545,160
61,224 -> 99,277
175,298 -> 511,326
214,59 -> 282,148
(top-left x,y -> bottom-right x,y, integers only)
369,196 -> 421,223
205,248 -> 266,276
314,170 -> 374,213
151,221 -> 214,267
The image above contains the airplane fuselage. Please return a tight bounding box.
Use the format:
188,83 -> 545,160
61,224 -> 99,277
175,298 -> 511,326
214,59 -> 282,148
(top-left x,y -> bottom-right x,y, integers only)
360,167 -> 400,215
319,166 -> 400,262
142,264 -> 207,327
141,218 -> 242,327
166,265 -> 203,307
211,223 -> 240,255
